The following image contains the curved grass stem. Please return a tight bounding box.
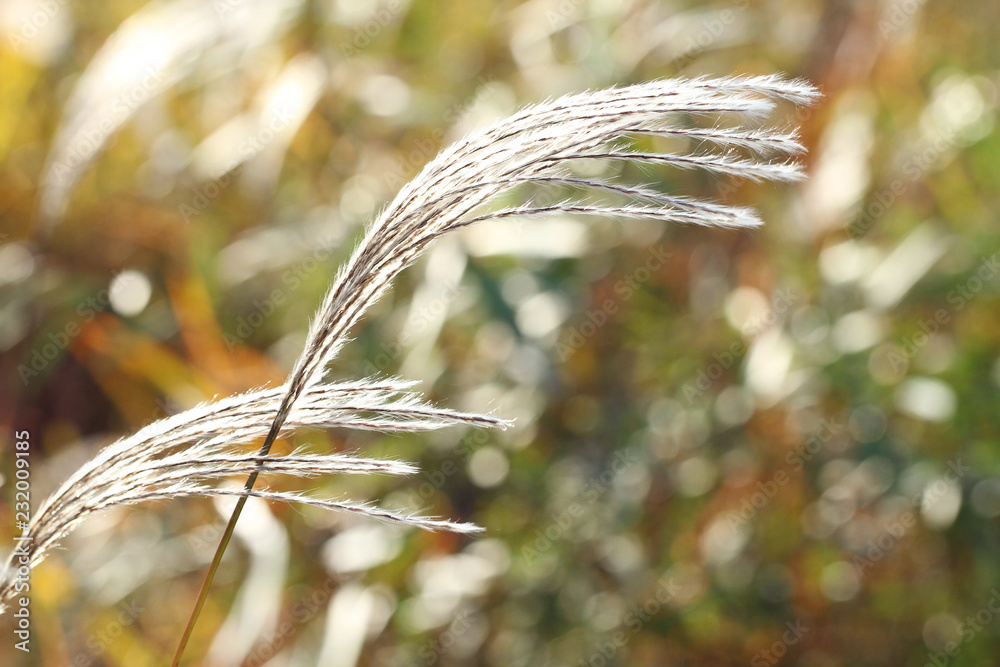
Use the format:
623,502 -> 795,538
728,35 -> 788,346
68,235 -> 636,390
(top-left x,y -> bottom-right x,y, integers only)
170,416 -> 284,666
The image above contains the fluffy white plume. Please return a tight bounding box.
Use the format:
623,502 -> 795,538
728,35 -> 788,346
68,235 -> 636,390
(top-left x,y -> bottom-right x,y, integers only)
2,74 -> 818,610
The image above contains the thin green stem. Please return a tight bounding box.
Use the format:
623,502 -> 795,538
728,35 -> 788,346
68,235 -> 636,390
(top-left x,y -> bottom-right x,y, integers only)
170,411 -> 287,666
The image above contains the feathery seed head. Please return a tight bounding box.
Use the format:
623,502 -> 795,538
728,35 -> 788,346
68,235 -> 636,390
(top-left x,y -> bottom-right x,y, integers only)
2,74 -> 817,609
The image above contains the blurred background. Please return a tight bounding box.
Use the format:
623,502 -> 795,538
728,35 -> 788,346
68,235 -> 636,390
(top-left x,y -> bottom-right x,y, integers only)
1,0 -> 999,665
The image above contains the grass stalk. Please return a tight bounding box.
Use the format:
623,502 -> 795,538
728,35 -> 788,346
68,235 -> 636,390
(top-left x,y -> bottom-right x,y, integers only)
171,411 -> 285,665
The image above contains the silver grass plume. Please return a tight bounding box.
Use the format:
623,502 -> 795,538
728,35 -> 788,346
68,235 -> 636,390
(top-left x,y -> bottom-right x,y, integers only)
0,381 -> 502,608
2,74 -> 818,611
